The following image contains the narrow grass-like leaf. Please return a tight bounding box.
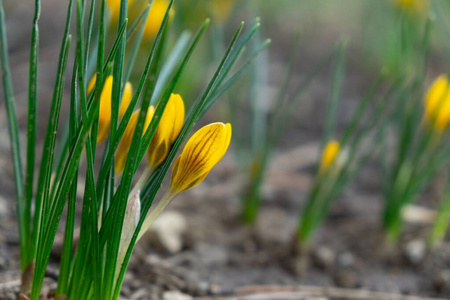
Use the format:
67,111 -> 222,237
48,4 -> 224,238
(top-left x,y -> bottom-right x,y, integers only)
33,7 -> 122,296
0,0 -> 26,271
23,0 -> 41,270
321,40 -> 348,150
31,31 -> 73,299
31,0 -> 73,271
55,58 -> 80,297
150,31 -> 191,106
124,4 -> 150,83
126,3 -> 150,42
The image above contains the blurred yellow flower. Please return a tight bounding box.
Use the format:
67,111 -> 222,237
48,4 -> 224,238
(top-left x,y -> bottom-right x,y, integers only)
392,0 -> 428,14
143,0 -> 173,40
424,75 -> 450,132
107,0 -> 141,23
97,76 -> 134,143
319,140 -> 340,173
106,0 -> 173,40
115,107 -> 155,173
170,122 -> 231,194
147,94 -> 185,169
210,0 -> 236,24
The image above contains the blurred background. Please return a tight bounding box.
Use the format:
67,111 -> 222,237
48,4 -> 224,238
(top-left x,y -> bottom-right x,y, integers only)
2,0 -> 450,298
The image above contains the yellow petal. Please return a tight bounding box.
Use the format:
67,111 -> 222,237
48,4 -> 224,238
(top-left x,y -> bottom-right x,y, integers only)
97,76 -> 134,143
119,82 -> 133,119
87,73 -> 97,94
107,0 -> 139,23
143,0 -> 174,40
424,75 -> 450,132
170,122 -> 232,193
147,94 -> 185,168
115,107 -> 155,173
319,140 -> 340,173
97,76 -> 114,143
170,94 -> 185,143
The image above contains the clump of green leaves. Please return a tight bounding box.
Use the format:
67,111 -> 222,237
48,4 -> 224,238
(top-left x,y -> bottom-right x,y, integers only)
380,72 -> 450,243
0,0 -> 268,298
297,41 -> 393,245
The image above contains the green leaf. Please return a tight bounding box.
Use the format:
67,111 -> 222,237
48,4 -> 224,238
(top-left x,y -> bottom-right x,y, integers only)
0,0 -> 26,270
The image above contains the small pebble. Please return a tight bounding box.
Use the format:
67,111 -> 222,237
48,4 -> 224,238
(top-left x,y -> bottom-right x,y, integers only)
433,269 -> 450,293
333,269 -> 361,288
403,239 -> 427,264
337,252 -> 355,268
143,211 -> 187,254
163,291 -> 193,300
312,246 -> 335,269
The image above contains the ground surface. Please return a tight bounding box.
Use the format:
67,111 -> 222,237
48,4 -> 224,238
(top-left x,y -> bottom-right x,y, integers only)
2,1 -> 450,299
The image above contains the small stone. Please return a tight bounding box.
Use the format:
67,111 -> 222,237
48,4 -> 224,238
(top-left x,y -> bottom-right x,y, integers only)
333,269 -> 361,288
130,288 -> 149,299
162,291 -> 193,300
0,197 -> 8,218
143,211 -> 187,254
403,239 -> 427,264
312,246 -> 335,269
433,269 -> 450,293
337,252 -> 356,268
0,256 -> 8,270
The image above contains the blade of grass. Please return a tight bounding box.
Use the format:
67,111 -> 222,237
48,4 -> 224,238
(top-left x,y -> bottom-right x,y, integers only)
23,0 -> 41,272
31,0 -> 73,273
321,39 -> 348,150
33,17 -> 126,293
30,33 -> 73,300
150,31 -> 191,105
124,4 -> 150,83
75,0 -> 102,296
55,58 -> 80,297
0,0 -> 26,271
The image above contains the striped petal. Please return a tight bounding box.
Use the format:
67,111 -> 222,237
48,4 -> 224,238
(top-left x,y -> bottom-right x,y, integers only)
170,122 -> 232,193
147,94 -> 185,168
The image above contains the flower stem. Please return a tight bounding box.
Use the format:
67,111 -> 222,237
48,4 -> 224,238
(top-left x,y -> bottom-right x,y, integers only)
138,190 -> 177,240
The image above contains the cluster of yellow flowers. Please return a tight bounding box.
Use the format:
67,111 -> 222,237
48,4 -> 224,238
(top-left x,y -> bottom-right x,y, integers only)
89,75 -> 231,195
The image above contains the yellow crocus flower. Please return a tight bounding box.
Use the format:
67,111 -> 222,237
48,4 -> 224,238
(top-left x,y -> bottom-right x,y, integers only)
170,122 -> 232,194
138,122 -> 232,240
424,75 -> 450,132
115,107 -> 155,173
97,76 -> 134,143
147,94 -> 185,169
319,140 -> 340,173
143,0 -> 173,40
